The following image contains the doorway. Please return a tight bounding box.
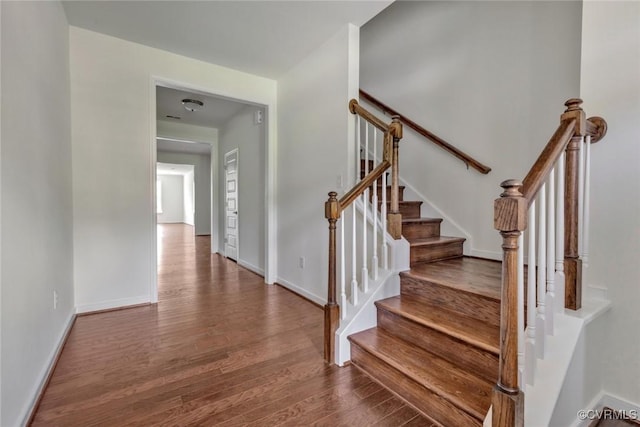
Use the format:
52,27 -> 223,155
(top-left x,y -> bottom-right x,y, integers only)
151,78 -> 272,303
224,149 -> 239,261
156,162 -> 195,229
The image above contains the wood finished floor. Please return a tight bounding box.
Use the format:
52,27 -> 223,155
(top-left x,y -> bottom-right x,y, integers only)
31,224 -> 428,426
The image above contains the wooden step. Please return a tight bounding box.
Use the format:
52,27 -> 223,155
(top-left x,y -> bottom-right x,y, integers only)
378,200 -> 422,219
376,296 -> 499,382
349,328 -> 492,426
408,236 -> 465,265
400,257 -> 501,326
402,218 -> 442,240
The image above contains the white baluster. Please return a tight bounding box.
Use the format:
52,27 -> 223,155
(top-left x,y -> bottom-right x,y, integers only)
536,185 -> 546,359
340,217 -> 346,320
362,125 -> 369,292
372,129 -> 379,280
356,116 -> 360,186
525,201 -> 537,386
583,135 -> 592,266
546,172 -> 555,335
351,204 -> 358,306
578,136 -> 585,257
381,168 -> 388,270
517,233 -> 525,386
555,153 -> 566,314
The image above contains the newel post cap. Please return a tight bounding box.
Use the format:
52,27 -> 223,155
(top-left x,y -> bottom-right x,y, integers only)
325,191 -> 340,220
499,179 -> 524,198
494,180 -> 527,232
390,115 -> 403,140
562,98 -> 586,136
564,98 -> 584,112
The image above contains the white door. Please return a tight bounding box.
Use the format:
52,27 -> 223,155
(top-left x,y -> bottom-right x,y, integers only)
224,149 -> 239,261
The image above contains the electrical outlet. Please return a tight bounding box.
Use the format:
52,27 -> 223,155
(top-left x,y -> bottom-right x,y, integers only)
53,290 -> 58,310
299,257 -> 305,269
336,174 -> 343,188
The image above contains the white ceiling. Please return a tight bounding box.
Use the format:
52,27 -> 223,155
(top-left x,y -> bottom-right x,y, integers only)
157,86 -> 248,128
62,1 -> 393,79
157,162 -> 194,176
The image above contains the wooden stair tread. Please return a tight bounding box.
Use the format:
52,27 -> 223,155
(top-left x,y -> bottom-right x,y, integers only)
376,296 -> 499,355
402,257 -> 501,301
402,217 -> 442,224
408,236 -> 465,247
349,328 -> 493,420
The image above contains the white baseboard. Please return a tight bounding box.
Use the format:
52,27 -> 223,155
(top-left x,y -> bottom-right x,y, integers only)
237,259 -> 265,277
75,295 -> 150,314
601,393 -> 640,418
469,248 -> 502,261
276,277 -> 325,306
20,310 -> 76,426
573,392 -> 640,427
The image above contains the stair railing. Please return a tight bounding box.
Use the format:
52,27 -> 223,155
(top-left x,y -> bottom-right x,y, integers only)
492,99 -> 607,426
324,99 -> 403,364
359,89 -> 491,174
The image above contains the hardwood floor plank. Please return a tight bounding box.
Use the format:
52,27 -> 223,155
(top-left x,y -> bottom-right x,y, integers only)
30,224 -> 415,426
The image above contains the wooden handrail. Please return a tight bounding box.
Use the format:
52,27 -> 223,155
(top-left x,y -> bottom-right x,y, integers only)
522,118 -> 576,206
339,161 -> 391,210
349,99 -> 389,133
359,89 -> 492,174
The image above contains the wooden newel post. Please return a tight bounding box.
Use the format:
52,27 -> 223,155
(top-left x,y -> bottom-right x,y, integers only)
388,116 -> 403,239
492,179 -> 525,427
324,191 -> 340,364
561,99 -> 586,310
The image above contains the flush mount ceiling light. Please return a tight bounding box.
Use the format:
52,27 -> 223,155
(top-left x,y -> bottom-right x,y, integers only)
182,98 -> 204,112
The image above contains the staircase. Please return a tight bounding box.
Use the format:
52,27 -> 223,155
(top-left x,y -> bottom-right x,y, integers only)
348,173 -> 501,426
325,96 -> 608,427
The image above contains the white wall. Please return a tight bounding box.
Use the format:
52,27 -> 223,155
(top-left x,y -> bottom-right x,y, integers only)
70,26 -> 277,311
157,174 -> 184,224
218,105 -> 266,274
277,24 -> 359,303
580,1 -> 640,407
157,152 -> 210,235
183,170 -> 195,226
360,1 -> 582,258
549,313 -> 609,426
1,2 -> 74,425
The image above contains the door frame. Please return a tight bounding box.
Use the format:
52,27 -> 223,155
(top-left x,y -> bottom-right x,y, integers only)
150,76 -> 276,303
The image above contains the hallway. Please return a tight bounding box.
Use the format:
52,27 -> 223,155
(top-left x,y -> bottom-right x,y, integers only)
30,224 -> 426,426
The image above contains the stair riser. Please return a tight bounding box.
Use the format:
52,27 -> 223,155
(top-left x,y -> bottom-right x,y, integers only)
377,309 -> 498,383
350,344 -> 483,427
402,222 -> 441,240
400,275 -> 501,326
368,186 -> 405,203
360,159 -> 376,171
410,241 -> 463,265
379,202 -> 421,219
